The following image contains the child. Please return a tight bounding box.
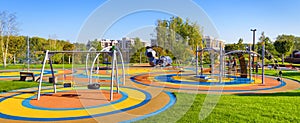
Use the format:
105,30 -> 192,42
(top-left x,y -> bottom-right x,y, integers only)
232,57 -> 236,69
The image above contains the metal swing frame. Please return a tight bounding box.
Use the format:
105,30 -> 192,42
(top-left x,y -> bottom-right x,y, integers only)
36,46 -> 125,101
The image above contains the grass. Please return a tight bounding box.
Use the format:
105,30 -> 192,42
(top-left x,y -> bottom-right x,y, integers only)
0,80 -> 52,92
280,63 -> 300,67
137,69 -> 300,123
254,69 -> 300,82
137,90 -> 300,123
0,64 -> 299,122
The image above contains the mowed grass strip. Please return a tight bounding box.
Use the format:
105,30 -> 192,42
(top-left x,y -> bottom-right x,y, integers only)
0,80 -> 52,92
255,69 -> 300,82
137,69 -> 300,123
137,90 -> 300,123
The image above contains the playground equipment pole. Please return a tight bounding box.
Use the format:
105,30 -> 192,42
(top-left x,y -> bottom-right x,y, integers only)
37,50 -> 49,100
110,49 -> 116,101
200,49 -> 203,75
249,44 -> 252,81
211,51 -> 214,76
115,54 -> 119,93
116,47 -> 126,85
219,42 -> 223,83
27,36 -> 30,72
86,47 -> 96,82
196,45 -> 198,76
262,37 -> 265,84
251,29 -> 256,72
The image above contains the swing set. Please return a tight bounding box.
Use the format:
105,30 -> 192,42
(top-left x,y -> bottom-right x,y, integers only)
36,46 -> 125,101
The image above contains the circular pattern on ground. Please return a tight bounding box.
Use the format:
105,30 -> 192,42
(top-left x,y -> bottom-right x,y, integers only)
0,86 -> 175,122
130,71 -> 299,93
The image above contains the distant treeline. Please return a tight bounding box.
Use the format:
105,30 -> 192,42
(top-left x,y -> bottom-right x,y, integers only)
0,35 -> 106,64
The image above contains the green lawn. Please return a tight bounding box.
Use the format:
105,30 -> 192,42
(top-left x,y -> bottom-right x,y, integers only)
0,81 -> 52,92
137,69 -> 300,123
0,65 -> 299,122
137,90 -> 300,123
255,69 -> 300,82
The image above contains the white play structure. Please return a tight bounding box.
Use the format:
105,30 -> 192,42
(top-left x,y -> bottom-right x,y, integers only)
36,46 -> 125,101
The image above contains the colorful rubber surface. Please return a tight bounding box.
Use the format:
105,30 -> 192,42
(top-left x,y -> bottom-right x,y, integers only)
0,86 -> 175,122
130,68 -> 300,94
0,66 -> 299,122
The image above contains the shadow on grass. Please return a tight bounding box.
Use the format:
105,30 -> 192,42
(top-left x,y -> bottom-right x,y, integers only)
235,91 -> 300,97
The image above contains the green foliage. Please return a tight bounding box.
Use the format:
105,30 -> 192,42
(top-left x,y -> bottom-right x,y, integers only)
274,35 -> 294,55
225,43 -> 238,52
0,35 -> 85,65
237,38 -> 246,50
294,37 -> 300,50
224,38 -> 246,52
130,47 -> 147,63
257,32 -> 279,60
274,35 -> 294,64
156,17 -> 198,63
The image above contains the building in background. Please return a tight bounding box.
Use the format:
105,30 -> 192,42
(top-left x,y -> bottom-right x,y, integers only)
99,39 -> 118,48
202,36 -> 224,49
117,37 -> 135,50
150,39 -> 157,46
95,37 -> 150,49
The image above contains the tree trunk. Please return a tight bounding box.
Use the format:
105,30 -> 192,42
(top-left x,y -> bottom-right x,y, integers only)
282,54 -> 284,65
3,54 -> 6,68
4,35 -> 10,68
69,55 -> 71,64
13,54 -> 16,65
238,54 -> 247,78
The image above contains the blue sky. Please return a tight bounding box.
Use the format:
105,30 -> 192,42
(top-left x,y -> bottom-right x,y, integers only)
0,0 -> 300,44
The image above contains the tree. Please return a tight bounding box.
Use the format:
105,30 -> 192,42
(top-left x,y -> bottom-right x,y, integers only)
225,44 -> 238,52
274,35 -> 294,64
155,16 -> 200,63
257,32 -> 278,60
63,43 -> 75,64
294,37 -> 300,50
156,17 -> 202,50
0,11 -> 18,68
130,37 -> 144,57
236,38 -> 246,50
8,36 -> 26,64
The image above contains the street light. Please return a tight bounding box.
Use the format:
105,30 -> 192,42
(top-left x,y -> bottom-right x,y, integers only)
250,29 -> 256,72
250,29 -> 256,51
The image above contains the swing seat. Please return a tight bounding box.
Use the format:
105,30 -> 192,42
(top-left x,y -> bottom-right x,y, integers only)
63,81 -> 74,88
88,83 -> 101,89
63,83 -> 72,88
102,62 -> 111,64
195,75 -> 209,79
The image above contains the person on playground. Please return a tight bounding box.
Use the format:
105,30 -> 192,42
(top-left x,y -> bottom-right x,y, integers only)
232,57 -> 237,69
145,46 -> 158,66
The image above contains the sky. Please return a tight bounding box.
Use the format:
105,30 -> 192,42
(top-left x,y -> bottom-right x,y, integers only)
0,0 -> 300,44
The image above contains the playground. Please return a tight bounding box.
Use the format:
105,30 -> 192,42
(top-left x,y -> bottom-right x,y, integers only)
0,45 -> 299,123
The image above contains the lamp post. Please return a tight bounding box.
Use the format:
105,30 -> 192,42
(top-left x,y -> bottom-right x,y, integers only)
250,29 -> 256,72
250,29 -> 256,51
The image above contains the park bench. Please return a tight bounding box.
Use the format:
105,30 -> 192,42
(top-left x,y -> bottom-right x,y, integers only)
19,72 -> 35,81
